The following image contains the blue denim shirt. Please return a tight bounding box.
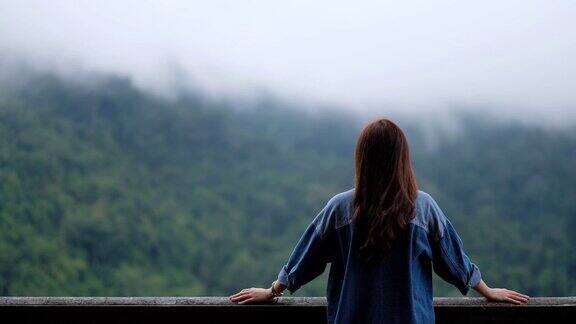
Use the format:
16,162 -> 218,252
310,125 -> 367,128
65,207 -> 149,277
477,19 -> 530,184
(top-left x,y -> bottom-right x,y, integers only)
277,189 -> 481,324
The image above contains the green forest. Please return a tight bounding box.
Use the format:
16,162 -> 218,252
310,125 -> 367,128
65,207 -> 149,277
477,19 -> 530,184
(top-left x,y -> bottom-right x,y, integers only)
0,68 -> 575,297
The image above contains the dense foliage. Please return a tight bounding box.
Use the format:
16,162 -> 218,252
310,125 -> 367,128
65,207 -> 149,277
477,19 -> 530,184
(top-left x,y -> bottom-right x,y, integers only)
0,70 -> 574,297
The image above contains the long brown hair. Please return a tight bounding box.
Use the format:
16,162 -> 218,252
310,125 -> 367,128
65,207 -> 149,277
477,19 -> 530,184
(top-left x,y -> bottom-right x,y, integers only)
353,118 -> 418,260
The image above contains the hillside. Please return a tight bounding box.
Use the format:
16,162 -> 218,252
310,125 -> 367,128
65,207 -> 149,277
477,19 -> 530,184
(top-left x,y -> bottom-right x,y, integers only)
0,70 -> 575,296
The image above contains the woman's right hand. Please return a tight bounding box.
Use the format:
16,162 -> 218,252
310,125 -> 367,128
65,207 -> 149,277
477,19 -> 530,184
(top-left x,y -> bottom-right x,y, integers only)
484,288 -> 530,304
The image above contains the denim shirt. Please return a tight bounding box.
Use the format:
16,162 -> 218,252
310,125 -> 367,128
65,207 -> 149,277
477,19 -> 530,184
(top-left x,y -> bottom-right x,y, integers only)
277,189 -> 481,324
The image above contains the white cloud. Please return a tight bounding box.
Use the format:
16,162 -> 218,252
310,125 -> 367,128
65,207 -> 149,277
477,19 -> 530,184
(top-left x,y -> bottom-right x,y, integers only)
1,0 -> 575,119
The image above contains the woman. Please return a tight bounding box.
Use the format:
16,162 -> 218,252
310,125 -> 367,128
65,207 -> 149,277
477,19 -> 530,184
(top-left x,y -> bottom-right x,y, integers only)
230,118 -> 529,323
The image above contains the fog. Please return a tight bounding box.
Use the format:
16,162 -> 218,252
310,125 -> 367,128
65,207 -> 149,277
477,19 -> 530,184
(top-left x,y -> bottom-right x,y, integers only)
1,0 -> 575,123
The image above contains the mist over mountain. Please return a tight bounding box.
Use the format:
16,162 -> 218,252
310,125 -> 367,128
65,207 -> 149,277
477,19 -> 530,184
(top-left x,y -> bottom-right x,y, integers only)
2,0 -> 576,123
0,67 -> 575,296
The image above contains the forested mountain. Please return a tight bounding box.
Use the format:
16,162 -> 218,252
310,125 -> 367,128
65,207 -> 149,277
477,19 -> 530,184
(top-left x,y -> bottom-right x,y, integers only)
0,69 -> 574,297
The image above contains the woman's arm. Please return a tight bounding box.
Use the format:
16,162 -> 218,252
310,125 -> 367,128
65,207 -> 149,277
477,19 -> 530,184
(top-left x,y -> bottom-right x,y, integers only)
426,194 -> 529,304
431,219 -> 530,304
230,198 -> 336,304
229,218 -> 331,304
473,279 -> 530,304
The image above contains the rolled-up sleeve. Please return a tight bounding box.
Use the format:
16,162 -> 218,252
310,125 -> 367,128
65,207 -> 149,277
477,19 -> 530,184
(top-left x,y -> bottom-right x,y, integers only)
428,197 -> 482,295
277,202 -> 335,294
432,219 -> 482,295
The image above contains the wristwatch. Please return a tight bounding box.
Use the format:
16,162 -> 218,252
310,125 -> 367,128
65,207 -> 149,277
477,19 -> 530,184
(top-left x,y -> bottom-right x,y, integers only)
270,281 -> 284,298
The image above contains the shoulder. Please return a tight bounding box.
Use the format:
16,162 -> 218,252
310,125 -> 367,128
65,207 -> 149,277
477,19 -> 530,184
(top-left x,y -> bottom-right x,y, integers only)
327,188 -> 355,209
411,190 -> 448,240
313,188 -> 355,237
415,190 -> 434,211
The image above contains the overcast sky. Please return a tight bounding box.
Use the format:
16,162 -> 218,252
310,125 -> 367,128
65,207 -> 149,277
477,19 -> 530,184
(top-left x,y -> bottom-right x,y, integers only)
1,0 -> 575,121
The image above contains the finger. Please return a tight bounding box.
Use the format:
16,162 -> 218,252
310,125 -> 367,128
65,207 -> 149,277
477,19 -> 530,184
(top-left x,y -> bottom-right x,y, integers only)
504,296 -> 522,305
510,291 -> 530,300
230,293 -> 251,302
231,295 -> 251,303
232,291 -> 251,299
238,298 -> 255,305
510,294 -> 529,303
511,291 -> 530,300
230,291 -> 249,299
230,289 -> 248,297
230,296 -> 246,303
510,292 -> 529,302
506,297 -> 522,305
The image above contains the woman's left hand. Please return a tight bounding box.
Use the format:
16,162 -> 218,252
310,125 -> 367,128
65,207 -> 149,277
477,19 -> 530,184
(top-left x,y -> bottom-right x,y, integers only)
229,287 -> 274,304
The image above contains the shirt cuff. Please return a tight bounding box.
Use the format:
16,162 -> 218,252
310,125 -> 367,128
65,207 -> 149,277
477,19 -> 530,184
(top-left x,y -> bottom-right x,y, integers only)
460,264 -> 482,296
277,266 -> 296,294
